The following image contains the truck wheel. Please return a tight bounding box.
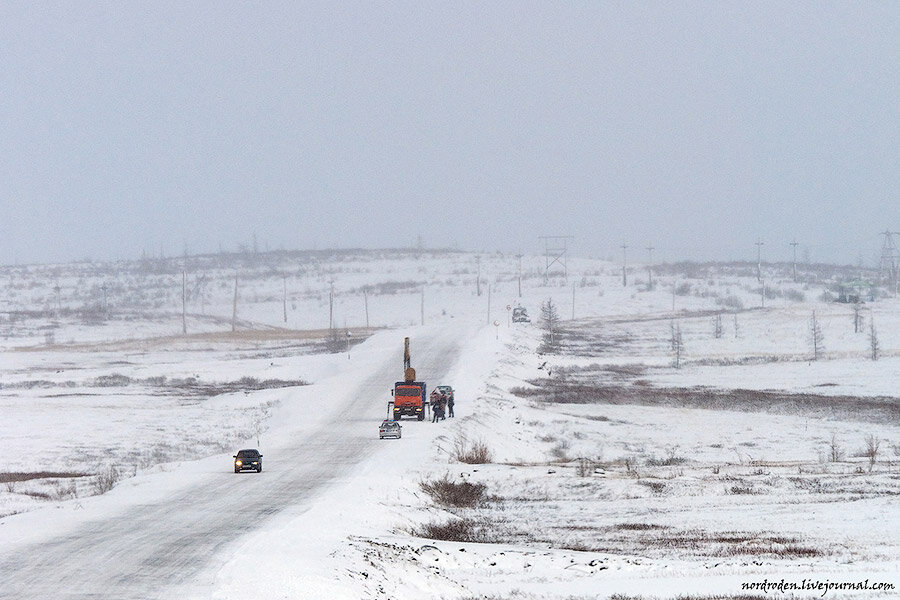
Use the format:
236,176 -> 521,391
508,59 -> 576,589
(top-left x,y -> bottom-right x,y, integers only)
417,413 -> 424,421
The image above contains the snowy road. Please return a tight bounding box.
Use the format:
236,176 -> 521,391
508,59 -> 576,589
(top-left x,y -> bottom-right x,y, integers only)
1,328 -> 466,600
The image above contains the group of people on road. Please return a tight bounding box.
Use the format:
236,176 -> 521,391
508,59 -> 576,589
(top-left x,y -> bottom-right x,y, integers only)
430,388 -> 454,422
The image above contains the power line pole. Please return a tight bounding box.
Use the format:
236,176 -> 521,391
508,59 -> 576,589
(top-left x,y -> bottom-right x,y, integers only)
329,281 -> 335,333
621,243 -> 628,287
646,246 -> 655,288
364,289 -> 369,329
231,275 -> 238,332
572,283 -> 576,320
476,256 -> 481,297
755,239 -> 764,282
539,235 -> 574,283
282,275 -> 287,323
181,272 -> 186,334
516,254 -> 522,298
790,240 -> 799,282
879,231 -> 900,292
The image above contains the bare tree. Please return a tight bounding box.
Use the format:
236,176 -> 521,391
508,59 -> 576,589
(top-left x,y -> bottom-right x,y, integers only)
713,313 -> 723,339
809,310 -> 824,360
852,302 -> 864,333
864,434 -> 880,472
828,433 -> 844,462
869,317 -> 880,361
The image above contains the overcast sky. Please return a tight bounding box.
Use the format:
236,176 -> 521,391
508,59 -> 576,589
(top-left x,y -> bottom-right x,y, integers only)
2,2 -> 897,266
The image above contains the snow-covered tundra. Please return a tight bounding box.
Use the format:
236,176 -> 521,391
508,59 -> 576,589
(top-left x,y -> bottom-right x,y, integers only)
1,250 -> 897,598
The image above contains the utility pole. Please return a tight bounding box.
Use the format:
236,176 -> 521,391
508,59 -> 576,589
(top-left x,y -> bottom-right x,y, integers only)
231,275 -> 238,332
646,246 -> 655,288
364,289 -> 369,329
572,283 -> 576,320
476,256 -> 482,297
879,231 -> 900,292
790,240 -> 799,282
539,235 -> 574,283
329,281 -> 335,333
421,287 -> 425,326
755,239 -> 764,282
181,272 -> 186,334
486,284 -> 491,325
517,254 -> 522,298
621,243 -> 628,287
282,275 -> 287,323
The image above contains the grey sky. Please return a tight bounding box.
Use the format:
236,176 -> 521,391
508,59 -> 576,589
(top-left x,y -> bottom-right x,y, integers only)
2,2 -> 897,266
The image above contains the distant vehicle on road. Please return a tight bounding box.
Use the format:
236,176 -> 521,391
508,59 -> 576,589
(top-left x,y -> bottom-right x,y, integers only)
379,420 -> 402,439
233,449 -> 263,473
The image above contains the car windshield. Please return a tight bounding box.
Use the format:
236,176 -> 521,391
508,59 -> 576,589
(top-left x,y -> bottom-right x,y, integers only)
237,450 -> 259,458
395,388 -> 421,398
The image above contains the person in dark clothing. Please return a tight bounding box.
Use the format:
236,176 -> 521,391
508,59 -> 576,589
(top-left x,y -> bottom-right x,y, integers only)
447,393 -> 454,418
431,396 -> 439,422
430,390 -> 441,423
438,392 -> 447,420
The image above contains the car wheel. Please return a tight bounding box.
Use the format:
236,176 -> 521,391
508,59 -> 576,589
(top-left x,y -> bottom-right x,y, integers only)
257,466 -> 262,473
234,468 -> 240,473
417,413 -> 424,421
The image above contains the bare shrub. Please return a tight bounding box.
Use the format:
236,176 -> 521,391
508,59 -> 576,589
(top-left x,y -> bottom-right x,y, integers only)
419,474 -> 486,508
549,440 -> 571,461
614,523 -> 667,531
646,446 -> 686,467
52,479 -> 78,501
93,465 -> 121,495
413,517 -> 495,543
452,434 -> 493,464
638,480 -> 666,494
716,294 -> 744,310
94,373 -> 133,387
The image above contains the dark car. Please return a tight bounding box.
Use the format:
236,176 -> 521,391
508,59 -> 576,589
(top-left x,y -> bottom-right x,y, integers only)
379,419 -> 402,439
233,449 -> 263,473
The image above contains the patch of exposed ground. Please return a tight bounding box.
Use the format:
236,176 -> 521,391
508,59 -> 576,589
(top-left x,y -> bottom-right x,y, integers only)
511,365 -> 900,425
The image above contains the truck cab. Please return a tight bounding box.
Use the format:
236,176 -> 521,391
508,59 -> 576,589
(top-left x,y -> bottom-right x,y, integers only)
392,381 -> 427,420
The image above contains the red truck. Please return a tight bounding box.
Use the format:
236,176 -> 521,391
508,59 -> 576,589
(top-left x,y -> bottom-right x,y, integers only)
390,338 -> 427,421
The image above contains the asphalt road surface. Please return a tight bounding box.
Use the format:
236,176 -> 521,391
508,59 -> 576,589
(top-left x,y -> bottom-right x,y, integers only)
1,330 -> 464,600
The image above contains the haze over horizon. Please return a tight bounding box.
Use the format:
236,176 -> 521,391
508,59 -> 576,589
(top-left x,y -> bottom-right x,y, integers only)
2,2 -> 898,267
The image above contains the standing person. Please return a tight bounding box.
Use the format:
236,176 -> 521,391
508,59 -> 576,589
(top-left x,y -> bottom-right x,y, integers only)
447,391 -> 454,418
431,390 -> 441,423
439,391 -> 447,421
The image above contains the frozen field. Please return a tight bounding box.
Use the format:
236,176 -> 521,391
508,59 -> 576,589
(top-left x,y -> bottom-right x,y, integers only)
1,249 -> 898,598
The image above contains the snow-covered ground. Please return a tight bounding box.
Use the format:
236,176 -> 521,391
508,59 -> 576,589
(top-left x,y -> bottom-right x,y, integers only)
1,250 -> 898,598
